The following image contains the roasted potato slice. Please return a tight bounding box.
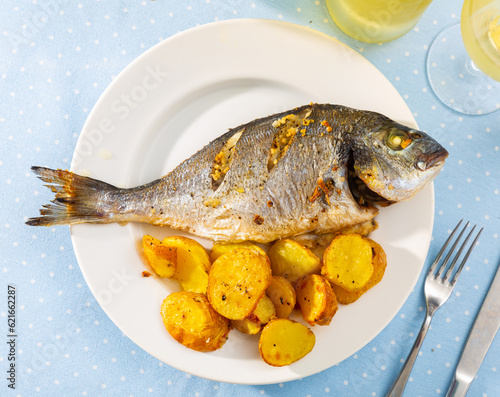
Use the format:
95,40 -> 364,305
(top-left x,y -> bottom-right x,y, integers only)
231,317 -> 262,335
161,291 -> 230,352
259,318 -> 315,366
142,235 -> 177,278
321,234 -> 374,292
207,248 -> 272,320
330,238 -> 387,304
162,236 -> 211,294
266,276 -> 296,319
291,219 -> 378,258
209,241 -> 266,263
231,294 -> 276,335
295,274 -> 338,326
269,239 -> 321,283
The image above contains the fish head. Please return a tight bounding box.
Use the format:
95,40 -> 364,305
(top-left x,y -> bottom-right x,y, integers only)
351,123 -> 448,203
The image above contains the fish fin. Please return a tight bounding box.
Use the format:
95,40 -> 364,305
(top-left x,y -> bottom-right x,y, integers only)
26,166 -> 120,226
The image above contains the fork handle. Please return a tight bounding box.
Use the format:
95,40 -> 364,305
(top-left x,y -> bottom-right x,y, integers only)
386,312 -> 433,397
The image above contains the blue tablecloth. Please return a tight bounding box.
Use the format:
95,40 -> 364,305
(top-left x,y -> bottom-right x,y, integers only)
1,1 -> 499,396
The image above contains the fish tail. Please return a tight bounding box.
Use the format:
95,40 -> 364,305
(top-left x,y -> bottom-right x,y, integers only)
26,166 -> 121,226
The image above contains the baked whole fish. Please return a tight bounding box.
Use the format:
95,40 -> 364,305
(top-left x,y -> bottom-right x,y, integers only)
27,104 -> 448,243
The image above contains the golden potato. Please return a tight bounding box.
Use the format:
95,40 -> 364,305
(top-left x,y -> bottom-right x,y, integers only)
210,241 -> 266,263
231,294 -> 276,335
231,318 -> 262,335
269,239 -> 321,283
259,318 -> 315,366
249,294 -> 276,324
291,219 -> 377,258
321,234 -> 374,292
161,291 -> 230,352
207,248 -> 272,320
295,274 -> 338,326
162,236 -> 211,294
266,276 -> 296,319
142,235 -> 176,278
330,238 -> 387,304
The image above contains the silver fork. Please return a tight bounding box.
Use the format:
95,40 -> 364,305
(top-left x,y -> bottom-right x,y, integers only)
386,220 -> 483,397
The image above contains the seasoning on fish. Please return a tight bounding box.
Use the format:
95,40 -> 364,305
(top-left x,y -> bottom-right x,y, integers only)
26,104 -> 448,243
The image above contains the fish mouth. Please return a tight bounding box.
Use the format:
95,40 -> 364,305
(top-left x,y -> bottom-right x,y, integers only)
416,148 -> 449,171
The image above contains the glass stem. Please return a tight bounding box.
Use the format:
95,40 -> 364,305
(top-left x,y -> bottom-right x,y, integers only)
464,57 -> 483,76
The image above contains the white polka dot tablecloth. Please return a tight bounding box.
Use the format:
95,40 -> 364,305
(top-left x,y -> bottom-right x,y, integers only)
1,1 -> 499,396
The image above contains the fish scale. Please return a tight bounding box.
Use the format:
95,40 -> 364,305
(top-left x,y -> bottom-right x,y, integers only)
27,104 -> 448,243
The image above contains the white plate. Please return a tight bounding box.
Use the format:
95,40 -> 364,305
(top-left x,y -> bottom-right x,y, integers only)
70,19 -> 434,385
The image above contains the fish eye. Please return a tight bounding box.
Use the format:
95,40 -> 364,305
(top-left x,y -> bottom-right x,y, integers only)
386,128 -> 412,151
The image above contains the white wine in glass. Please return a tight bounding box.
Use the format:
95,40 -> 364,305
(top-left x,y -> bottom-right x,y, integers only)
461,0 -> 500,81
326,0 -> 433,43
427,0 -> 500,114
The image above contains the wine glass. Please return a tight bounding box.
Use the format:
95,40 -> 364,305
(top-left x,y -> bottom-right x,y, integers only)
326,0 -> 433,44
426,0 -> 500,115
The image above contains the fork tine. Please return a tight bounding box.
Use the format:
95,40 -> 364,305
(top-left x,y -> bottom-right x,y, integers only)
443,224 -> 477,282
435,221 -> 470,278
449,227 -> 483,285
428,219 -> 463,275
